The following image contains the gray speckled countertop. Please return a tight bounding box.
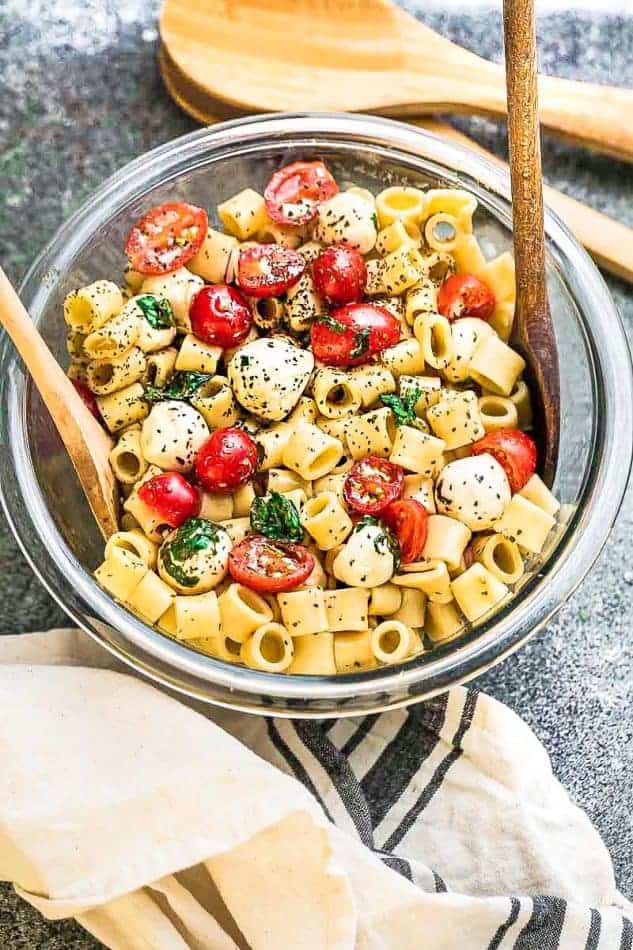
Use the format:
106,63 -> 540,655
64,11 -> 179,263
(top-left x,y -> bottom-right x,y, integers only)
1,2 -> 632,945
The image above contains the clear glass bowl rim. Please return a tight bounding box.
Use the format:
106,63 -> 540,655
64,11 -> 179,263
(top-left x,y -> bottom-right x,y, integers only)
1,112 -> 631,716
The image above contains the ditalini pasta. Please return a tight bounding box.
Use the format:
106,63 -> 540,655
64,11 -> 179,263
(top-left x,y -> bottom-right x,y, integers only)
67,160 -> 558,675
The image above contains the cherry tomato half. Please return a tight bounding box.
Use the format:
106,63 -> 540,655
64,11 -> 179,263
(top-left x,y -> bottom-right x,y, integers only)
381,499 -> 429,564
138,472 -> 201,529
72,379 -> 102,422
195,426 -> 259,494
310,303 -> 400,367
437,273 -> 496,321
237,244 -> 305,299
190,284 -> 253,348
343,456 -> 404,516
124,202 -> 208,276
471,428 -> 537,493
228,535 -> 315,593
312,245 -> 367,307
264,160 -> 339,226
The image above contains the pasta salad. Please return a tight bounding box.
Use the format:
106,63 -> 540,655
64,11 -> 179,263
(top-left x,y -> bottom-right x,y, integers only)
64,159 -> 560,675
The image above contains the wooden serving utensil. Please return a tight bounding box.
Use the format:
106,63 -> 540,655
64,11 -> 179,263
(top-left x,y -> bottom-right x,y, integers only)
0,267 -> 119,539
160,0 -> 633,161
503,0 -> 559,485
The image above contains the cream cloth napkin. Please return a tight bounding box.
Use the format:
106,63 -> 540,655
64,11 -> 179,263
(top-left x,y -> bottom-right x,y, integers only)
0,628 -> 631,949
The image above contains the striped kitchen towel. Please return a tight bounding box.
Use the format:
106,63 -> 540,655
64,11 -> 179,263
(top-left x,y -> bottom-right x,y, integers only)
1,627 -> 632,949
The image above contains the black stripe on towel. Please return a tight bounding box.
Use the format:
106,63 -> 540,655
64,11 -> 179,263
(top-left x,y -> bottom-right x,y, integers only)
293,720 -> 374,847
382,691 -> 478,852
361,695 -> 449,829
266,720 -> 334,823
584,908 -> 601,950
488,898 -> 521,950
340,714 -> 380,758
433,870 -> 448,893
513,896 -> 566,950
620,915 -> 633,950
377,852 -> 414,881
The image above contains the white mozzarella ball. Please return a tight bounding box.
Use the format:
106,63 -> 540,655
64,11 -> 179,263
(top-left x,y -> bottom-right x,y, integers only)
228,336 -> 314,422
141,400 -> 209,472
158,519 -> 231,594
314,193 -> 377,254
434,453 -> 511,531
333,522 -> 398,588
141,267 -> 203,332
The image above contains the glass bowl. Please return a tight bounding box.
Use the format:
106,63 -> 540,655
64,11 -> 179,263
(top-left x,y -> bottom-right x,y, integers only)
1,113 -> 631,717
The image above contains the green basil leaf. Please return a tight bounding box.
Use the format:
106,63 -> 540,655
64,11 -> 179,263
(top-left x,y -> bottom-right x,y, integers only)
135,294 -> 176,330
349,327 -> 371,360
160,518 -> 222,588
144,371 -> 212,404
250,492 -> 303,543
380,387 -> 422,427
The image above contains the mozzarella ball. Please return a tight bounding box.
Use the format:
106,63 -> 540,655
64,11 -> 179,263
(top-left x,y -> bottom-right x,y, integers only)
141,267 -> 203,332
434,453 -> 511,531
314,193 -> 377,254
141,400 -> 209,472
228,336 -> 314,421
333,522 -> 397,588
158,519 -> 231,594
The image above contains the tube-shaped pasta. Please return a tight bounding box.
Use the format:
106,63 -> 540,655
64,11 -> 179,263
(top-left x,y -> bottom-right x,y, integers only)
393,560 -> 453,604
230,482 -> 255,518
288,633 -> 336,675
324,587 -> 369,632
390,427 -> 445,477
218,583 -> 274,643
518,474 -> 560,517
136,313 -> 177,354
83,310 -> 140,361
191,376 -> 240,429
282,421 -> 343,481
346,407 -> 394,460
425,601 -> 465,644
66,332 -> 87,360
218,517 -> 250,544
312,368 -> 363,419
451,563 -> 509,622
94,547 -> 147,601
510,379 -> 533,430
123,465 -> 170,541
404,279 -> 438,326
423,514 -> 471,570
495,494 -> 556,555
424,212 -> 462,253
287,397 -> 319,427
426,391 -> 485,450
278,588 -> 328,636
175,334 -> 222,374
380,245 -> 425,295
402,474 -> 436,512
141,268 -> 203,332
126,571 -> 175,624
399,375 -> 442,412
380,338 -> 425,377
312,471 -> 347,499
371,620 -> 417,664
422,188 -> 477,234
368,583 -> 402,616
267,468 -> 312,498
301,492 -> 353,550
348,366 -> 396,407
173,591 -> 222,642
256,218 -> 307,249
413,312 -> 454,370
375,186 -> 426,237
87,346 -> 146,396
104,529 -> 158,569
96,382 -> 148,433
199,491 -> 233,522
63,280 -> 123,333
188,227 -> 239,284
124,266 -> 144,294
391,588 -> 426,627
250,295 -> 285,331
375,220 -> 419,256
256,423 -> 293,470
478,395 -> 519,432
443,318 -> 494,384
285,273 -> 323,332
109,427 -> 148,485
217,188 -> 268,239
145,348 -> 178,389
334,630 -> 376,673
469,334 -> 526,396
241,623 -> 294,672
470,534 -> 524,585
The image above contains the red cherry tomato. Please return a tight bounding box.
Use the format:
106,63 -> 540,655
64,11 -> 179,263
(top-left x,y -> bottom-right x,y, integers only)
381,499 -> 429,564
264,160 -> 339,226
190,284 -> 253,348
437,273 -> 496,321
138,472 -> 201,528
312,245 -> 367,306
195,427 -> 259,494
124,202 -> 208,276
72,379 -> 102,422
237,244 -> 305,298
310,303 -> 400,367
471,428 -> 537,493
343,456 -> 404,516
228,535 -> 315,593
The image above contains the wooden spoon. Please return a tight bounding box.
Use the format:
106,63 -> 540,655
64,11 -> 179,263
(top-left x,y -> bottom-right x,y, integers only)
159,43 -> 633,286
0,267 -> 119,539
503,0 -> 559,485
160,0 -> 633,161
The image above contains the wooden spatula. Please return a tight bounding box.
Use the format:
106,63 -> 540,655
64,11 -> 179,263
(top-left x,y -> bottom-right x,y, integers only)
160,0 -> 633,161
0,267 -> 119,539
503,0 -> 559,485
